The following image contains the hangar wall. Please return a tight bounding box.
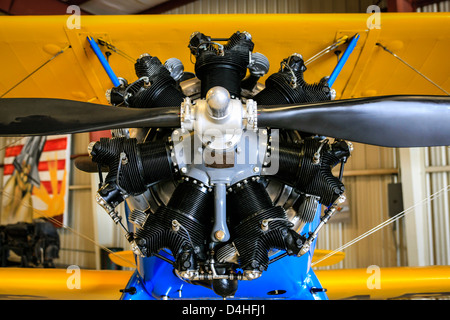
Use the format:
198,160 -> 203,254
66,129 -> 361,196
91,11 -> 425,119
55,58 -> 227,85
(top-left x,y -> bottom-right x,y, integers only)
164,0 -> 382,14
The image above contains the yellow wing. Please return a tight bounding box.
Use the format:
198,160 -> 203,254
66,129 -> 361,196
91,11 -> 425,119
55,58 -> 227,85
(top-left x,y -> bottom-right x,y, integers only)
311,249 -> 345,267
316,266 -> 450,300
1,265 -> 449,300
0,268 -> 133,300
108,250 -> 136,269
0,13 -> 449,103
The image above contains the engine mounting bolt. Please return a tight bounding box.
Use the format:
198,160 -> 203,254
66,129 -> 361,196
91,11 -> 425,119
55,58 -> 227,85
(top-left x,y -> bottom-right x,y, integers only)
120,152 -> 128,165
181,167 -> 187,173
261,220 -> 269,231
214,230 -> 225,241
253,167 -> 260,173
172,220 -> 180,232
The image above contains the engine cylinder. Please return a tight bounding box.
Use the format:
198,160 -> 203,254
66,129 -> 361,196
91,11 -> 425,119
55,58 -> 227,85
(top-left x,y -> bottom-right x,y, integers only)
270,138 -> 349,207
133,179 -> 213,262
224,179 -> 304,272
190,31 -> 254,98
254,54 -> 332,105
109,54 -> 185,108
91,137 -> 173,209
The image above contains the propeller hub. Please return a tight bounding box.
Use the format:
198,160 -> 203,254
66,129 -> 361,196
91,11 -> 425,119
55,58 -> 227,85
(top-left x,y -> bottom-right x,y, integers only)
206,86 -> 231,120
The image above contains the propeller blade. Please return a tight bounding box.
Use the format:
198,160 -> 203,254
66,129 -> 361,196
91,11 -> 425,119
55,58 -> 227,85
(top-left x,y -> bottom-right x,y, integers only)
2,96 -> 449,148
0,98 -> 180,136
74,155 -> 108,173
258,95 -> 450,147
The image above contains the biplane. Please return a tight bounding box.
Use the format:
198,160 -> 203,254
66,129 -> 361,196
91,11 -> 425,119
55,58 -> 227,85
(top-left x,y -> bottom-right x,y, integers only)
0,12 -> 449,301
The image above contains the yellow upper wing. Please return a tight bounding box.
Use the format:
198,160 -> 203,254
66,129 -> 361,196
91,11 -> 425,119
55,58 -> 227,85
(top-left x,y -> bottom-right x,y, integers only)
0,13 -> 449,103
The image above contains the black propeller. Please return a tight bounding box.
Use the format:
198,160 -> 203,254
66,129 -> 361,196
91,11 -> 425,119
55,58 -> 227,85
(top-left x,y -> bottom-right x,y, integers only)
0,98 -> 180,136
258,95 -> 450,148
0,95 -> 449,147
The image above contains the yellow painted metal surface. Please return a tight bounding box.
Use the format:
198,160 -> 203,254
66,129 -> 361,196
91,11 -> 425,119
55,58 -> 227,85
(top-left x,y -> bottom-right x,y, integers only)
0,267 -> 133,300
311,249 -> 345,267
0,13 -> 449,103
1,265 -> 449,300
316,266 -> 450,300
108,250 -> 136,269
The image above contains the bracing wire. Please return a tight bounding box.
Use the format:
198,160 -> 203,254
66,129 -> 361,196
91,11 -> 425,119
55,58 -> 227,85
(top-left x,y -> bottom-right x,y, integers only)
311,184 -> 450,267
0,45 -> 71,98
376,43 -> 450,96
96,38 -> 135,63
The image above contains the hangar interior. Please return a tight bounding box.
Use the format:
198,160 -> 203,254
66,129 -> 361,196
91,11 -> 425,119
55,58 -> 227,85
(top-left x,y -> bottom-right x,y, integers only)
0,0 -> 449,278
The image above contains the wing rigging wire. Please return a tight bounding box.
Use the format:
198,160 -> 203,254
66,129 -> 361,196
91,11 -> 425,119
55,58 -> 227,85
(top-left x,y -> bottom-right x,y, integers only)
0,45 -> 71,98
376,42 -> 450,96
311,184 -> 450,267
96,38 -> 135,63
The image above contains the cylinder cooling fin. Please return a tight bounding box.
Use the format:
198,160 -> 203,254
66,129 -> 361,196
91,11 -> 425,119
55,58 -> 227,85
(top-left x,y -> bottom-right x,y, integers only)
107,53 -> 186,108
254,54 -> 333,105
270,137 -> 350,207
91,30 -> 351,298
189,31 -> 255,98
133,178 -> 212,267
224,178 -> 305,273
90,137 -> 174,217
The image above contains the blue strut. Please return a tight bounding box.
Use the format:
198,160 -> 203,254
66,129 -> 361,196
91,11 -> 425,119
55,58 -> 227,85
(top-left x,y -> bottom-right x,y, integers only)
327,34 -> 360,87
87,36 -> 121,87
